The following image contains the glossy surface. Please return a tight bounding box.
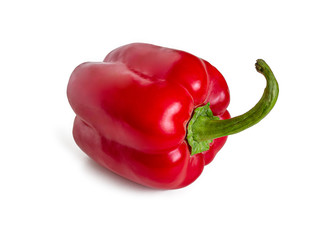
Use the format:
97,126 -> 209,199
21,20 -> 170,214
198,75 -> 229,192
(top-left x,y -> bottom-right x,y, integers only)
67,43 -> 230,189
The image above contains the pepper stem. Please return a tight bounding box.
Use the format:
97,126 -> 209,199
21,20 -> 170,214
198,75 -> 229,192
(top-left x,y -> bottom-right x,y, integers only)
187,59 -> 279,155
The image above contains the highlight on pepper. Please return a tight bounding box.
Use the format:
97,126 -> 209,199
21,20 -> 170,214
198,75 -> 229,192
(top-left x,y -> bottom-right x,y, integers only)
67,43 -> 279,189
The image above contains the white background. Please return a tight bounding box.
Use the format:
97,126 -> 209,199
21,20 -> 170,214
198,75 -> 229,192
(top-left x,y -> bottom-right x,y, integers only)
1,0 -> 319,239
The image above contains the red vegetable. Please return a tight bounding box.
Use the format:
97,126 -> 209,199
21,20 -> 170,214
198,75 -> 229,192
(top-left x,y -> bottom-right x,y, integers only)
67,43 -> 278,189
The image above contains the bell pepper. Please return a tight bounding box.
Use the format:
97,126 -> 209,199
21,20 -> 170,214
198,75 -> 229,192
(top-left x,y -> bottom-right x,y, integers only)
67,43 -> 279,189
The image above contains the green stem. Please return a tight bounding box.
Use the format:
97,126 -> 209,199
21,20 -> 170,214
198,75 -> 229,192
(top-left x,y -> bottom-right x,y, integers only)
187,59 -> 279,155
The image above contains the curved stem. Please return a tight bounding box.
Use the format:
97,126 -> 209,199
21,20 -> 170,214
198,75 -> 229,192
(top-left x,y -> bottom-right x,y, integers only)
191,59 -> 279,143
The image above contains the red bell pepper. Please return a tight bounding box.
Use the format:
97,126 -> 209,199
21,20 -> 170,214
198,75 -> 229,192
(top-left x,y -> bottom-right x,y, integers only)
67,43 -> 278,189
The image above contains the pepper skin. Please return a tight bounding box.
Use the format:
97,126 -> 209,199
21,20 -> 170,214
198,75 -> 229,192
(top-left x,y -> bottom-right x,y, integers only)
67,43 -> 278,189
